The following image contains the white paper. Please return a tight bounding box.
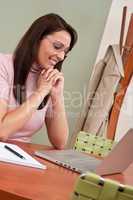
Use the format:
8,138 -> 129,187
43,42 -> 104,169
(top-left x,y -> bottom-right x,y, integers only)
0,142 -> 46,170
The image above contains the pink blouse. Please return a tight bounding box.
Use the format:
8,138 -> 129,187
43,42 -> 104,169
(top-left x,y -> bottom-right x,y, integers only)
0,53 -> 49,142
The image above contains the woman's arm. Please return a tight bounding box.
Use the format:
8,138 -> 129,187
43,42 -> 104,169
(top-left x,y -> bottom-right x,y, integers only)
45,96 -> 69,150
45,70 -> 69,149
0,90 -> 48,140
0,69 -> 54,140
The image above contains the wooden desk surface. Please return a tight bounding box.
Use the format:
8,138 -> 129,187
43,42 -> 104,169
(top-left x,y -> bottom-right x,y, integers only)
0,141 -> 133,200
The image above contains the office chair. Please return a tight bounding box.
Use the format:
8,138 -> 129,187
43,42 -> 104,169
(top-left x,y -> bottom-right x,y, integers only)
0,189 -> 31,200
73,131 -> 116,157
71,172 -> 133,200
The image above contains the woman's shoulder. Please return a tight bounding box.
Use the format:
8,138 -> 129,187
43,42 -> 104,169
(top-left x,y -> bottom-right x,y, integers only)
0,53 -> 14,80
0,53 -> 13,64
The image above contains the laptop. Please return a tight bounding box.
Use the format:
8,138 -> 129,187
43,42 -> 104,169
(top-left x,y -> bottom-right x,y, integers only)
35,129 -> 133,175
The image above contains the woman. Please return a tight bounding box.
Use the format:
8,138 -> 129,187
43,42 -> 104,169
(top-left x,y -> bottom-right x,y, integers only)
0,13 -> 77,149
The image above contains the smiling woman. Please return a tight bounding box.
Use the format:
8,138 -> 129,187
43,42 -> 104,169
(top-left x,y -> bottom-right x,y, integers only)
37,30 -> 71,70
0,13 -> 78,149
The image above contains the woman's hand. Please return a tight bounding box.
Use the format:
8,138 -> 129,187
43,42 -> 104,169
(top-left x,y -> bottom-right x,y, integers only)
37,69 -> 54,95
50,69 -> 64,100
37,68 -> 64,99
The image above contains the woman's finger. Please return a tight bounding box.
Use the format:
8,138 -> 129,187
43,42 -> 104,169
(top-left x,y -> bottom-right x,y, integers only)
46,69 -> 60,81
52,73 -> 64,85
46,68 -> 55,79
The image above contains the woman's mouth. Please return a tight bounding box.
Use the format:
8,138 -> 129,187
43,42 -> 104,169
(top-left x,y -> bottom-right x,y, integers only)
49,59 -> 57,66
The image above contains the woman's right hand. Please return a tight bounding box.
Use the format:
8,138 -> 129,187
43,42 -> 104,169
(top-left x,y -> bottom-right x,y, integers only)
36,68 -> 59,96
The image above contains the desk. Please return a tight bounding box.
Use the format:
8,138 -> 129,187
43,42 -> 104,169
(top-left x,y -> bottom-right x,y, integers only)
0,141 -> 133,200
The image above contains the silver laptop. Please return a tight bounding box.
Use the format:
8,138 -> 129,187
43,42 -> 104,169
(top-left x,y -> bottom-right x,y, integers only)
35,129 -> 133,175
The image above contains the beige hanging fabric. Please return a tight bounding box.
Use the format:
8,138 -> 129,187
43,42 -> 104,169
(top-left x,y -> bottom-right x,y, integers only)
107,14 -> 133,140
69,45 -> 124,148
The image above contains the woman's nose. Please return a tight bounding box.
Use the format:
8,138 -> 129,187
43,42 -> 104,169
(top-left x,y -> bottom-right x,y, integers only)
57,51 -> 65,61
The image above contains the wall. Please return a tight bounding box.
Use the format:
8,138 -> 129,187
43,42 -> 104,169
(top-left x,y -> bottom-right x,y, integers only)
96,0 -> 133,62
0,0 -> 112,145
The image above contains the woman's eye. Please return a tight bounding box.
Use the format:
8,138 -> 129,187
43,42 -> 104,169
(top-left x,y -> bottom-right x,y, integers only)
53,43 -> 62,50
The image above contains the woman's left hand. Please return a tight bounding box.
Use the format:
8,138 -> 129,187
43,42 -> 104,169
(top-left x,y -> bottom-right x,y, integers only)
50,69 -> 64,100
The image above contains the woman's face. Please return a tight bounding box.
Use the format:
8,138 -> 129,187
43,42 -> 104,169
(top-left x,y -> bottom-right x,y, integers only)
37,30 -> 71,70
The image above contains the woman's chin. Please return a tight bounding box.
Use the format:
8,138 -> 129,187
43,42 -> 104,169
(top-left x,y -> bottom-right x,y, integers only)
46,65 -> 54,70
40,62 -> 54,70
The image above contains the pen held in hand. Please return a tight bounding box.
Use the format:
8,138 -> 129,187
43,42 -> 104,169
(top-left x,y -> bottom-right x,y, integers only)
4,145 -> 26,160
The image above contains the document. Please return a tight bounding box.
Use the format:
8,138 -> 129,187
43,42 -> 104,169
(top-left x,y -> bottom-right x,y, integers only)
0,142 -> 46,170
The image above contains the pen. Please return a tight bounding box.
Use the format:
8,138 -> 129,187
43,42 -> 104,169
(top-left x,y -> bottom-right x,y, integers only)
4,145 -> 26,159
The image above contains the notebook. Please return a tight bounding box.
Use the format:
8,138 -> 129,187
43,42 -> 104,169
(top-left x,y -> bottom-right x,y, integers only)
35,129 -> 133,175
0,142 -> 46,170
35,149 -> 101,173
